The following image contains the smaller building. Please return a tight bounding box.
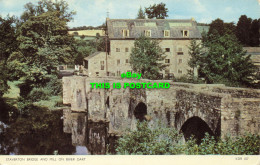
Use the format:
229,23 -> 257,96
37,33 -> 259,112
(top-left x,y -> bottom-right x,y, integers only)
83,52 -> 108,77
244,47 -> 260,74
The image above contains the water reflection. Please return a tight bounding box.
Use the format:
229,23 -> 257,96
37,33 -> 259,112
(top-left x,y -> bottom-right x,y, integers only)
73,146 -> 89,155
0,106 -> 75,155
63,109 -> 88,146
63,109 -> 111,155
0,101 -> 111,155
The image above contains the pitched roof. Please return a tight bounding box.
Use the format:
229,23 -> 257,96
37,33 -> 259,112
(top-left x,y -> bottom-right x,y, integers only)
107,18 -> 202,39
84,52 -> 104,60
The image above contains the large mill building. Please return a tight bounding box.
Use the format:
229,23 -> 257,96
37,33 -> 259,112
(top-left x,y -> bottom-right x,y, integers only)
83,18 -> 202,78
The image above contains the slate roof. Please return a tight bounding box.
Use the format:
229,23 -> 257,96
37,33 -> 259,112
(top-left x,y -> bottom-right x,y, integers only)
107,18 -> 202,39
84,52 -> 104,60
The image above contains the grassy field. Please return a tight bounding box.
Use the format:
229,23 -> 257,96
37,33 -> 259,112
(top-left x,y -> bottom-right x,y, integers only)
3,81 -> 64,110
3,81 -> 22,107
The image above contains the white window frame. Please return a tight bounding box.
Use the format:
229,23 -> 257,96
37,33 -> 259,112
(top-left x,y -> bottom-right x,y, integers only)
164,30 -> 170,37
145,30 -> 151,37
122,29 -> 129,37
182,30 -> 189,37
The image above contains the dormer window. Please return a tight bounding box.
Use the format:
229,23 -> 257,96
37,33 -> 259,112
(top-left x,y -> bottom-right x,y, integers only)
145,30 -> 151,37
164,30 -> 170,37
181,30 -> 189,37
122,29 -> 129,37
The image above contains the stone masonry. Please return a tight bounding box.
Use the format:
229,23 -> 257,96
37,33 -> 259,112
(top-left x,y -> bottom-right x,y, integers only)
63,76 -> 260,139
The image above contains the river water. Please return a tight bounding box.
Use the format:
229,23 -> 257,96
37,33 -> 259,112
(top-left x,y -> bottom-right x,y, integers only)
0,100 -> 99,155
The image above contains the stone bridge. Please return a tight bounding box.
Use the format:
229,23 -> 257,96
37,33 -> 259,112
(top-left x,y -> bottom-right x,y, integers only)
62,76 -> 260,152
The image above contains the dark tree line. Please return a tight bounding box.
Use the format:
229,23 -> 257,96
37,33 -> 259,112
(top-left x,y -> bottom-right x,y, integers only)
208,15 -> 259,47
69,23 -> 106,31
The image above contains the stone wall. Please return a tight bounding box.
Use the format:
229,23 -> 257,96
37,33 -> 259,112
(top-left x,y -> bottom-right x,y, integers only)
221,98 -> 260,137
63,76 -> 260,139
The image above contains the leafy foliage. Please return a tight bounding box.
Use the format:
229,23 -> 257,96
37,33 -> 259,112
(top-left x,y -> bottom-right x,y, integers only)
0,16 -> 18,96
9,11 -> 74,89
130,35 -> 167,79
236,15 -> 259,47
236,15 -> 252,46
20,0 -> 76,22
249,19 -> 260,46
145,3 -> 168,19
27,88 -> 50,102
116,121 -> 183,155
188,33 -> 257,87
116,122 -> 260,155
136,6 -> 145,19
186,133 -> 260,155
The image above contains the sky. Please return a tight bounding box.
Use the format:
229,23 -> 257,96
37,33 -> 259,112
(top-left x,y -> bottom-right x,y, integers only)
0,0 -> 259,28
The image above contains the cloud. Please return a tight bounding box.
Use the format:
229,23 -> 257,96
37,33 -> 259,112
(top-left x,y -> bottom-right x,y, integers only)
193,0 -> 207,13
224,7 -> 233,13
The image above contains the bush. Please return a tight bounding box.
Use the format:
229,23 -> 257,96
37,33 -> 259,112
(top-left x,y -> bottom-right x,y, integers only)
45,76 -> 62,96
116,121 -> 184,155
115,122 -> 260,155
28,88 -> 49,102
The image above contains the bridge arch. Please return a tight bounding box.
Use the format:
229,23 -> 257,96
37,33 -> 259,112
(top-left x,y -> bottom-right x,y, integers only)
134,102 -> 147,122
180,116 -> 214,144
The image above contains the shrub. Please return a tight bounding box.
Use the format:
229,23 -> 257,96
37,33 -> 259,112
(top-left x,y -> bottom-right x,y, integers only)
28,88 -> 49,102
115,122 -> 260,155
45,76 -> 62,96
116,121 -> 184,155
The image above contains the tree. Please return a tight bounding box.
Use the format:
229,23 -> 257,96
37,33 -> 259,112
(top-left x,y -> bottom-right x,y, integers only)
9,11 -> 74,92
188,40 -> 204,79
136,6 -> 145,19
224,22 -> 236,35
0,16 -> 18,96
20,0 -> 76,22
73,31 -> 79,36
189,33 -> 257,87
208,19 -> 236,38
145,3 -> 168,19
80,35 -> 85,39
250,19 -> 259,46
130,35 -> 167,79
72,39 -> 96,65
208,18 -> 225,36
236,15 -> 252,46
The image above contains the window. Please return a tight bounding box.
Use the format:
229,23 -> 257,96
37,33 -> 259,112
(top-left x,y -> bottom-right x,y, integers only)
125,48 -> 129,52
177,46 -> 183,55
122,29 -> 129,37
116,48 -> 120,52
117,59 -> 120,65
145,30 -> 151,37
165,59 -> 170,63
117,71 -> 121,76
125,59 -> 129,63
165,48 -> 170,52
100,61 -> 104,70
181,30 -> 189,37
164,30 -> 170,37
84,60 -> 88,69
178,59 -> 183,64
96,72 -> 99,76
178,69 -> 182,74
